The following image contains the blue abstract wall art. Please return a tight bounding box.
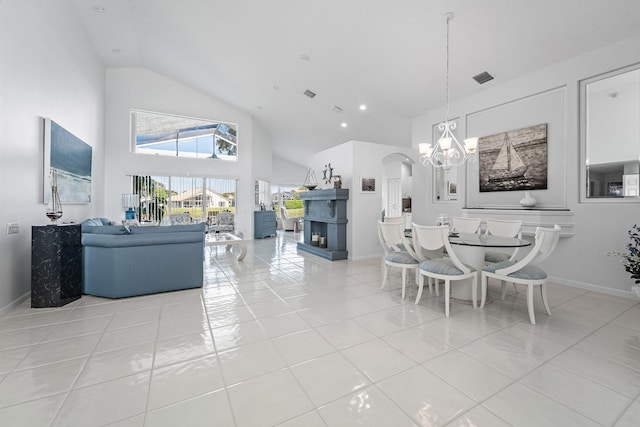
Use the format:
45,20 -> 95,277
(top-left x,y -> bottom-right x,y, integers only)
43,118 -> 92,203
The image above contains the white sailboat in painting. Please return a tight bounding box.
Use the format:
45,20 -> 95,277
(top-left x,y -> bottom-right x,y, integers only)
488,134 -> 528,182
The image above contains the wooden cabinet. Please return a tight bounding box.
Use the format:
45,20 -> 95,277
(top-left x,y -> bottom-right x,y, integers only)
31,224 -> 82,307
254,211 -> 277,239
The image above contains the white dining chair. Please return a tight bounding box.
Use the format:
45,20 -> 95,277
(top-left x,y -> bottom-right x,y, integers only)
378,221 -> 419,299
484,218 -> 524,299
484,218 -> 523,262
412,224 -> 477,317
480,225 -> 561,324
451,217 -> 481,234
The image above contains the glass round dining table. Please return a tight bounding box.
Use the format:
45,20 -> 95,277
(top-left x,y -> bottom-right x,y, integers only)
447,232 -> 532,304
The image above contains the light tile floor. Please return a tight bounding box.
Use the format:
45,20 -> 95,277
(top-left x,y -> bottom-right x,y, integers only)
1,232 -> 640,426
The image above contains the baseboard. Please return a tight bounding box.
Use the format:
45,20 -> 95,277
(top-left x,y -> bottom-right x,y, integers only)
0,292 -> 30,317
350,254 -> 380,262
549,276 -> 636,300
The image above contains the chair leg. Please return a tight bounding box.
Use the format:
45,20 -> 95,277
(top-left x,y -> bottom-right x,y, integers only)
415,273 -> 424,304
401,268 -> 407,299
480,274 -> 489,308
512,283 -> 519,294
434,279 -> 440,296
500,280 -> 508,300
444,280 -> 450,317
381,263 -> 389,290
428,277 -> 433,294
541,283 -> 551,316
471,275 -> 477,309
527,284 -> 536,324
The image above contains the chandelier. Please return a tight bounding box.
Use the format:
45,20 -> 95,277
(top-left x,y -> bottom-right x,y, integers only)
419,12 -> 478,169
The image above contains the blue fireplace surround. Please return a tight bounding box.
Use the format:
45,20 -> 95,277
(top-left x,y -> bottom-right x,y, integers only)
297,188 -> 349,261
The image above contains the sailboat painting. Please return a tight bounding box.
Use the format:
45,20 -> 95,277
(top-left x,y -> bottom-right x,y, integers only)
478,123 -> 547,192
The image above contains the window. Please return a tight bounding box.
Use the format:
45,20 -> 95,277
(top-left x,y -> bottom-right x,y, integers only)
131,110 -> 238,161
130,175 -> 236,225
580,64 -> 640,202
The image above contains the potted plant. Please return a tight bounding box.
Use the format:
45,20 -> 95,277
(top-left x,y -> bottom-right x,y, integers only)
610,224 -> 640,297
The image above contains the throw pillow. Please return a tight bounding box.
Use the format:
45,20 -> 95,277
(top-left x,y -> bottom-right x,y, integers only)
82,218 -> 104,227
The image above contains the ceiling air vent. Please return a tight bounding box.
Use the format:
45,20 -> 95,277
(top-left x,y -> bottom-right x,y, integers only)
303,90 -> 316,99
330,105 -> 343,113
472,71 -> 494,84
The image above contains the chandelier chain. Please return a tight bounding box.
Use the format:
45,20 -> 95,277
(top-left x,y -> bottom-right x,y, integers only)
445,13 -> 450,122
417,11 -> 479,169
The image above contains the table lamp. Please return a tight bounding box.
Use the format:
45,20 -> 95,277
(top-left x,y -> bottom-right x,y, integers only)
121,194 -> 140,220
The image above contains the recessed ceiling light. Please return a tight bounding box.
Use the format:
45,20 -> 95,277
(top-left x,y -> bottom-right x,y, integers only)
111,48 -> 121,53
300,54 -> 310,62
273,85 -> 280,91
359,104 -> 367,111
92,5 -> 106,13
303,89 -> 316,98
341,123 -> 347,128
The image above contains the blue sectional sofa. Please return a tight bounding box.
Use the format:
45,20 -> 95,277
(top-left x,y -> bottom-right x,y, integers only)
81,219 -> 206,298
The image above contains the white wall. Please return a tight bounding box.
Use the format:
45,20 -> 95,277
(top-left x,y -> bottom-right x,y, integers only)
104,68 -> 261,240
272,156 -> 307,186
0,0 -> 105,312
412,33 -> 640,297
252,118 -> 273,182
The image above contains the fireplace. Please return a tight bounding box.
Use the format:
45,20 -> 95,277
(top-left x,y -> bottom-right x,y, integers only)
297,188 -> 349,260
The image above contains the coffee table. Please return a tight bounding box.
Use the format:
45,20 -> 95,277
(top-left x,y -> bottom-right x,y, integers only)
205,233 -> 247,261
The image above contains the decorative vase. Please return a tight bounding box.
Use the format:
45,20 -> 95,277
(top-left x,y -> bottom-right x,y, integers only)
45,169 -> 63,224
520,191 -> 537,208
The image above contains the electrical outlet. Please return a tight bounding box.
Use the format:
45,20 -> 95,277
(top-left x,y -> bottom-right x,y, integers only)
6,222 -> 19,234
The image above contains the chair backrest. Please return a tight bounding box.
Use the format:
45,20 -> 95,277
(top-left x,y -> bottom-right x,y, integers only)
217,211 -> 234,225
170,212 -> 191,225
496,225 -> 561,275
412,223 -> 470,273
384,216 -> 405,224
452,217 -> 481,234
280,205 -> 291,220
485,218 -> 522,239
377,221 -> 405,253
532,224 -> 561,265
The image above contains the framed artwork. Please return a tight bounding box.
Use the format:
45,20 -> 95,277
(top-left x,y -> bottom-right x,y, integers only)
361,177 -> 376,193
447,181 -> 457,196
43,118 -> 92,203
478,123 -> 547,192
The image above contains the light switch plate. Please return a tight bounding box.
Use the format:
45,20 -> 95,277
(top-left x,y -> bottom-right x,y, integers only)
7,222 -> 19,234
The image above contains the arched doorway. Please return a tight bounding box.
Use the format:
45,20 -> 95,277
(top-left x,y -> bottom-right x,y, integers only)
381,153 -> 414,228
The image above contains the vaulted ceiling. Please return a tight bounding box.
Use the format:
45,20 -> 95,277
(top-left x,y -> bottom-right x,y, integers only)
69,0 -> 640,166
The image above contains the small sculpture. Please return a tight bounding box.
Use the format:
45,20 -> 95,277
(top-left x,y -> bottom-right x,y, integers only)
46,169 -> 63,224
323,163 -> 334,184
303,167 -> 318,190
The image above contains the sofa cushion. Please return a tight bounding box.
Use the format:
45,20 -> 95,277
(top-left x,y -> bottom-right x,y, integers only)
81,225 -> 129,235
130,223 -> 206,234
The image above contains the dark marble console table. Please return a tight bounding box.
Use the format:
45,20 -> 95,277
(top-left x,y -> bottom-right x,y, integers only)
297,188 -> 349,260
31,224 -> 82,307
